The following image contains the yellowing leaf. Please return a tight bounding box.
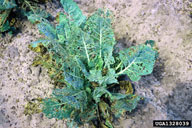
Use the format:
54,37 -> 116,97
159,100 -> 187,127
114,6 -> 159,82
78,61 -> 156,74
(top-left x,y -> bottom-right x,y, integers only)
119,81 -> 134,94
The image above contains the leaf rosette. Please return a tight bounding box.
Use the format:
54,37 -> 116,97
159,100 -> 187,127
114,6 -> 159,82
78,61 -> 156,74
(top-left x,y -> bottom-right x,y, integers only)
31,0 -> 158,127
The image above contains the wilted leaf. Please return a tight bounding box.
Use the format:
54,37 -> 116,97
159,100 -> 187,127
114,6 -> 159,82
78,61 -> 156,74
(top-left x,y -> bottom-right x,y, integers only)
119,81 -> 134,94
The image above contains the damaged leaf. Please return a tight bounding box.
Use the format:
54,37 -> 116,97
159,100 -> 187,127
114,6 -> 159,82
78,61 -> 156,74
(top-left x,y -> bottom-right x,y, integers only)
30,0 -> 158,127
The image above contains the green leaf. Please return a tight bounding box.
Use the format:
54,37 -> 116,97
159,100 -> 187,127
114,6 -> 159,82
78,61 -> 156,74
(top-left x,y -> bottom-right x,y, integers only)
30,39 -> 50,48
110,93 -> 127,101
63,69 -> 84,90
145,40 -> 155,47
111,95 -> 140,118
117,44 -> 157,81
0,20 -> 10,32
79,104 -> 97,123
52,88 -> 87,110
88,56 -> 103,70
0,9 -> 11,32
76,58 -> 89,78
93,87 -> 111,103
37,20 -> 57,40
42,98 -> 74,119
105,119 -> 113,128
56,13 -> 69,43
84,9 -> 116,68
26,10 -> 51,24
60,0 -> 86,26
104,68 -> 118,84
87,69 -> 103,85
55,16 -> 97,65
87,68 -> 118,85
0,0 -> 16,10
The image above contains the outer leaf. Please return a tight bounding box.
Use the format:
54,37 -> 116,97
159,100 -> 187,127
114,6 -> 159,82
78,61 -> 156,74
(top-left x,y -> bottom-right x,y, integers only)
55,15 -> 97,65
26,10 -> 50,24
84,9 -> 116,68
0,0 -> 16,10
0,20 -> 10,32
0,9 -> 11,32
30,39 -> 50,48
111,95 -> 140,118
56,13 -> 69,43
60,0 -> 86,26
37,20 -> 57,40
79,104 -> 97,123
52,87 -> 87,110
42,98 -> 74,119
117,44 -> 157,81
63,68 -> 84,90
119,81 -> 134,94
110,93 -> 127,101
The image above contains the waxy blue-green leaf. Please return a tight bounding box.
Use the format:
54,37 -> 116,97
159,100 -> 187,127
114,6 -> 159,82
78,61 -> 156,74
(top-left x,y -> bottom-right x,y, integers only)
117,44 -> 157,81
93,87 -> 112,103
87,68 -> 118,85
84,9 -> 116,68
111,95 -> 140,118
0,20 -> 10,32
30,39 -> 50,48
79,104 -> 97,122
56,13 -> 69,43
76,58 -> 89,78
60,0 -> 86,26
42,98 -> 74,119
52,87 -> 87,110
110,93 -> 127,101
37,20 -> 57,40
26,10 -> 51,24
63,68 -> 84,90
0,0 -> 16,10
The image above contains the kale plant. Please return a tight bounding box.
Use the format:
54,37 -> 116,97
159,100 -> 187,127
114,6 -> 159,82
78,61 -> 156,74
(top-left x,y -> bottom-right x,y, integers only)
0,0 -> 49,33
30,0 -> 158,127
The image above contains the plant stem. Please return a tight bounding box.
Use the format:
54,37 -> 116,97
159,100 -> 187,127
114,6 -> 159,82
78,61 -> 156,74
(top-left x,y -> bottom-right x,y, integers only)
115,61 -> 122,70
117,58 -> 136,75
24,0 -> 36,14
82,36 -> 90,63
106,84 -> 116,89
96,104 -> 101,125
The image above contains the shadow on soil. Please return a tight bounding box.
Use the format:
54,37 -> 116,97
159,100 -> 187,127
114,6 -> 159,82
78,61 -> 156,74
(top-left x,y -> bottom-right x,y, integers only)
165,82 -> 192,120
153,57 -> 166,82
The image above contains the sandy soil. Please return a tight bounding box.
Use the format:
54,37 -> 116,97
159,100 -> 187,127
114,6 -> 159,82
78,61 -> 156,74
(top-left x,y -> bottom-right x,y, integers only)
0,0 -> 192,128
